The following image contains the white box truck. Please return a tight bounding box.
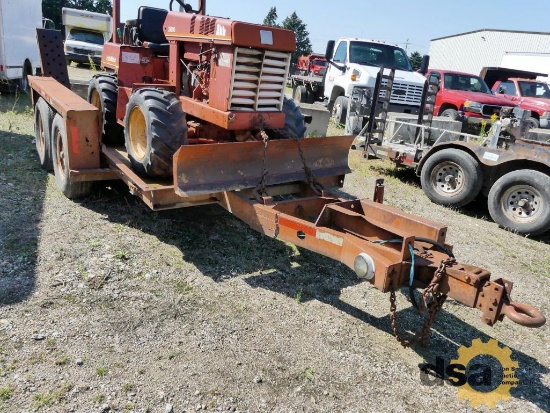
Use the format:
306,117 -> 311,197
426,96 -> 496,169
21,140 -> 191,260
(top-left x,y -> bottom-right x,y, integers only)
62,7 -> 112,66
0,0 -> 42,92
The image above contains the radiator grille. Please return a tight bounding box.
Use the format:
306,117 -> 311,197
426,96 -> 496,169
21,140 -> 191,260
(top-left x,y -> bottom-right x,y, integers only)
380,79 -> 424,105
199,17 -> 216,35
229,47 -> 291,112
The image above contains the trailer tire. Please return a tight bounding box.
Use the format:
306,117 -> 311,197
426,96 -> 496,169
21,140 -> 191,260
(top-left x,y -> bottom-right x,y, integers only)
488,170 -> 550,235
441,108 -> 459,120
88,74 -> 124,145
293,85 -> 307,103
34,98 -> 54,172
420,148 -> 482,207
124,88 -> 187,178
332,95 -> 348,125
51,114 -> 92,199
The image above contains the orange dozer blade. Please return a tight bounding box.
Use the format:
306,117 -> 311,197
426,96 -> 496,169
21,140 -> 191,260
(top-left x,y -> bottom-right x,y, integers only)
174,136 -> 355,197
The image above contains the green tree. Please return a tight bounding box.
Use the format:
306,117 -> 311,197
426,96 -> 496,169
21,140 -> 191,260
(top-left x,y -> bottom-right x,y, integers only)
262,7 -> 280,28
409,51 -> 422,71
281,12 -> 312,65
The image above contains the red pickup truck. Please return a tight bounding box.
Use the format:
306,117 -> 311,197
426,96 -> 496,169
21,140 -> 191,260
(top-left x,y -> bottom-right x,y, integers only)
491,78 -> 550,128
427,69 -> 517,126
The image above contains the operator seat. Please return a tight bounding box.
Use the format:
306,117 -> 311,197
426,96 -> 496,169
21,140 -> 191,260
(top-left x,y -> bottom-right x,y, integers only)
138,6 -> 170,55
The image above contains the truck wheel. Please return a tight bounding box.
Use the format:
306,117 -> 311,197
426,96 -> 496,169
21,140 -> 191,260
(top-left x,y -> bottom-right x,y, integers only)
293,85 -> 307,103
441,108 -> 459,120
34,98 -> 54,172
526,117 -> 539,129
306,88 -> 315,104
420,148 -> 482,207
124,88 -> 187,177
51,114 -> 92,199
488,170 -> 550,235
19,61 -> 31,93
88,74 -> 123,145
331,96 -> 348,125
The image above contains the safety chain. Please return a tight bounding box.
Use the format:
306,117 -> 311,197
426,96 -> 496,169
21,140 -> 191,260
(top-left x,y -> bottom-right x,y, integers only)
389,257 -> 455,348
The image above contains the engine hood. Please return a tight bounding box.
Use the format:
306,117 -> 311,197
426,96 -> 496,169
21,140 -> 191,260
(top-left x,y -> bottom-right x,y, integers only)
445,89 -> 516,106
519,96 -> 550,109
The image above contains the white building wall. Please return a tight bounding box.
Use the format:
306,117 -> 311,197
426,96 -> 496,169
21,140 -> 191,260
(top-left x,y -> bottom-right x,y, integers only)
429,30 -> 550,76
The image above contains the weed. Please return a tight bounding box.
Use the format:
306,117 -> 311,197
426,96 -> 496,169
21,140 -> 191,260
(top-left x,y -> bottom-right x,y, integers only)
96,366 -> 109,376
88,55 -> 97,72
175,281 -> 193,294
123,402 -> 135,412
55,355 -> 69,366
302,367 -> 315,381
93,394 -> 106,404
32,385 -> 72,409
45,338 -> 57,350
122,384 -> 134,392
89,239 -> 102,249
0,386 -> 13,401
114,250 -> 130,260
295,287 -> 304,303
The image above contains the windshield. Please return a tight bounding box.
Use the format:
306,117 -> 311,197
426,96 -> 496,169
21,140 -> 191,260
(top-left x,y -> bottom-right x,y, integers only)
443,73 -> 491,94
312,60 -> 326,67
349,41 -> 412,71
67,29 -> 105,45
518,81 -> 550,98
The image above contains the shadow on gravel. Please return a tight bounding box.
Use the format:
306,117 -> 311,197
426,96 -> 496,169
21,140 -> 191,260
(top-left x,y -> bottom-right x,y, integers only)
0,130 -> 46,306
80,180 -> 548,410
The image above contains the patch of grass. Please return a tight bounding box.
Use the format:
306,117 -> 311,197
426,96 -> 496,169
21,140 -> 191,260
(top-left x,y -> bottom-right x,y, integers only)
114,250 -> 130,260
45,338 -> 57,350
175,281 -> 193,294
0,386 -> 13,402
123,402 -> 135,412
89,239 -> 102,249
527,259 -> 550,278
32,385 -> 72,410
122,383 -> 134,392
92,394 -> 106,404
55,355 -> 69,366
96,366 -> 109,376
295,287 -> 304,303
302,367 -> 315,381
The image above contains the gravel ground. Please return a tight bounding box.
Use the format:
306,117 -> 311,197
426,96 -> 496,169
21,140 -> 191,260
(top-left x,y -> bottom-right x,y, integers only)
0,92 -> 549,413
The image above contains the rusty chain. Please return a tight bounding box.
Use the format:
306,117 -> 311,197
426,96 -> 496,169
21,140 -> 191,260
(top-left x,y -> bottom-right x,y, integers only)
253,125 -> 324,200
389,257 -> 455,348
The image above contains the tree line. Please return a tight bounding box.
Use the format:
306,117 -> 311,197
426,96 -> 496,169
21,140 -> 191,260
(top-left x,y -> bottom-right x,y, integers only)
42,1 -> 422,70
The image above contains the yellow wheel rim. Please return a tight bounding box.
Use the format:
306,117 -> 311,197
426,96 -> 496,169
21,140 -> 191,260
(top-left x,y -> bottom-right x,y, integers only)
128,106 -> 147,161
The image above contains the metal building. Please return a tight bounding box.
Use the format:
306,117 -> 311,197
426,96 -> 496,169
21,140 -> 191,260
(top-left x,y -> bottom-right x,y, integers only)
429,29 -> 550,76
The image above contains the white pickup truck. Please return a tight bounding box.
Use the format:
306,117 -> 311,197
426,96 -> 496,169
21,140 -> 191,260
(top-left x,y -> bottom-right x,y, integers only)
0,0 -> 42,92
324,38 -> 427,123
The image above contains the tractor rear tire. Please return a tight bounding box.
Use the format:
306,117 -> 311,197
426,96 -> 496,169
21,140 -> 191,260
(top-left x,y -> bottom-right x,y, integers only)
282,97 -> 307,139
51,114 -> 92,199
420,148 -> 482,207
34,97 -> 54,172
124,88 -> 187,178
88,74 -> 123,145
488,170 -> 550,235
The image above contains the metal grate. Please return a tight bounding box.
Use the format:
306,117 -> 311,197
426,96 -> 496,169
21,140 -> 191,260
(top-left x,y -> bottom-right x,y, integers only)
199,17 -> 216,35
380,79 -> 424,105
228,47 -> 290,112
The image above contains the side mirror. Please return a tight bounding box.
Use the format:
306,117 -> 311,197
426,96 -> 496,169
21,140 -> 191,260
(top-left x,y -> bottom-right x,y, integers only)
419,55 -> 429,75
325,40 -> 335,61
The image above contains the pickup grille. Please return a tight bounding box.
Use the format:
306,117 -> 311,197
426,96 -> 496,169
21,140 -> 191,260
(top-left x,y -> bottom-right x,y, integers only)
380,80 -> 424,106
73,48 -> 92,55
481,105 -> 502,117
229,47 -> 291,112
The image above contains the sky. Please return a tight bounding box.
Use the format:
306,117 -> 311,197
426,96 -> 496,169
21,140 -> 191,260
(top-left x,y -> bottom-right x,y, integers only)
121,0 -> 550,56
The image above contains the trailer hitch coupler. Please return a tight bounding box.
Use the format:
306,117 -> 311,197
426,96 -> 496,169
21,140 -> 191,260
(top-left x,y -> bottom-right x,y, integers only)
354,253 -> 375,280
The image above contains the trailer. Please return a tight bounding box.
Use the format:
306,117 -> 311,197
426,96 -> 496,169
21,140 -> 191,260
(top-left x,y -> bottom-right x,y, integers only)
289,73 -> 325,104
29,0 -> 545,348
0,0 -> 42,92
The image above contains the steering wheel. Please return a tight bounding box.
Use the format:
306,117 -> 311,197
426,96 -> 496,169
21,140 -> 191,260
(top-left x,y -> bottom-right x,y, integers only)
169,0 -> 202,13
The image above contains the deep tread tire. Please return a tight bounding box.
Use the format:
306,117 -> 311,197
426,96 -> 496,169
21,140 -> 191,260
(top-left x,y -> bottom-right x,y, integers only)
420,149 -> 483,207
51,114 -> 92,199
441,108 -> 459,120
488,170 -> 550,235
280,97 -> 306,139
293,85 -> 307,103
34,98 -> 54,171
88,73 -> 123,145
332,95 -> 348,125
124,88 -> 187,177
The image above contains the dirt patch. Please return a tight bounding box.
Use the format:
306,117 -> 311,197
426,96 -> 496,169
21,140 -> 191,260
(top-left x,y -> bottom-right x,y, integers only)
0,95 -> 549,412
